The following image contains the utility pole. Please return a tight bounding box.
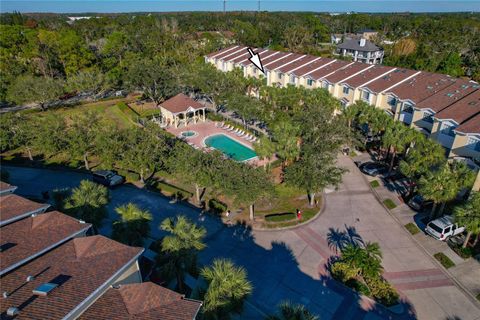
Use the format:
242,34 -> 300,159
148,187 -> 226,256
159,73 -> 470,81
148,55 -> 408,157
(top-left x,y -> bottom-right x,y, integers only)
223,0 -> 226,14
258,0 -> 260,11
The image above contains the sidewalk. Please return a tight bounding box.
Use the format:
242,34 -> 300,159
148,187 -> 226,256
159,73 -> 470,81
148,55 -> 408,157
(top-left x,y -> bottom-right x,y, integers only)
353,152 -> 480,305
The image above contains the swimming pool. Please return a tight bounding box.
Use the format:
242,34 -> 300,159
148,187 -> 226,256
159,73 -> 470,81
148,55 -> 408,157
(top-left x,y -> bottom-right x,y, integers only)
181,130 -> 197,137
204,134 -> 257,162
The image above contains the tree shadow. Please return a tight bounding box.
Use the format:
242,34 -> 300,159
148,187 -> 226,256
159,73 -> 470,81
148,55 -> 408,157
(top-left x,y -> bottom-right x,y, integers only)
327,224 -> 364,253
197,221 -> 417,319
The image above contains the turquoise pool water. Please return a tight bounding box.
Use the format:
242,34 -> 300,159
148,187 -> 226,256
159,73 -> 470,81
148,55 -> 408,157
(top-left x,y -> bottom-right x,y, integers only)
205,134 -> 257,162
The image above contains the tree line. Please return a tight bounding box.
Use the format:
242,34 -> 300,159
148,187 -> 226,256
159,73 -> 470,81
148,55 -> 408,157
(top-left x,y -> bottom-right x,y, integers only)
1,11 -> 479,107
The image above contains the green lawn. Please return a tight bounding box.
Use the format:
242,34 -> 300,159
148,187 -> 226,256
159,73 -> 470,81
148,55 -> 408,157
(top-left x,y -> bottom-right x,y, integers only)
434,252 -> 455,269
256,184 -> 319,228
404,223 -> 420,235
383,199 -> 397,209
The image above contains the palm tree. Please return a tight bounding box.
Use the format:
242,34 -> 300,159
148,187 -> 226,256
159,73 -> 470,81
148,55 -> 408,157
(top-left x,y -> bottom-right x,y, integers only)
201,259 -> 252,319
111,203 -> 152,246
254,136 -> 276,170
342,243 -> 383,279
419,164 -> 458,220
382,123 -> 416,173
64,180 -> 109,230
160,215 -> 206,293
265,301 -> 319,320
454,192 -> 480,248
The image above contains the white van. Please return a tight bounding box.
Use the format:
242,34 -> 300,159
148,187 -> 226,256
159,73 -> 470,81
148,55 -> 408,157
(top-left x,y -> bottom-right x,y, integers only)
425,216 -> 465,241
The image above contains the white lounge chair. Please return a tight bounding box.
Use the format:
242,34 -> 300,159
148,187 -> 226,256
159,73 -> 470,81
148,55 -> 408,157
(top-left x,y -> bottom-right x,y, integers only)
251,136 -> 257,142
237,130 -> 245,137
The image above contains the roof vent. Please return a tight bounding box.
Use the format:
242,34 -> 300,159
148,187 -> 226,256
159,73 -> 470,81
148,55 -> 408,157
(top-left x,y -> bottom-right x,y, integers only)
2,292 -> 9,299
359,38 -> 366,47
112,284 -> 121,289
26,275 -> 35,282
31,213 -> 38,217
7,307 -> 19,316
79,220 -> 86,224
33,283 -> 58,296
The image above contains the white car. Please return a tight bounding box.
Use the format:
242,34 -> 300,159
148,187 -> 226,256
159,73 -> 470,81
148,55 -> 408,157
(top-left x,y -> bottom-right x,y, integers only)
425,216 -> 465,241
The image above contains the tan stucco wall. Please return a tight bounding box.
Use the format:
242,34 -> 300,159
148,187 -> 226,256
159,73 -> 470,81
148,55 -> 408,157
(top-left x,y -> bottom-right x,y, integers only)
449,134 -> 480,160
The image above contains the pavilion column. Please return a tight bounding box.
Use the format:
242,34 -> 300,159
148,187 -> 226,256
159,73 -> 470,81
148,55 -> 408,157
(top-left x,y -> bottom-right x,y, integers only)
184,112 -> 187,126
202,108 -> 206,122
174,115 -> 178,128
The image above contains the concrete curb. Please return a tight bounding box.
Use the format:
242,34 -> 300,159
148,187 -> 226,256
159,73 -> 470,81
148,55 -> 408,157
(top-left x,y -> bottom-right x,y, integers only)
252,191 -> 326,232
364,169 -> 480,309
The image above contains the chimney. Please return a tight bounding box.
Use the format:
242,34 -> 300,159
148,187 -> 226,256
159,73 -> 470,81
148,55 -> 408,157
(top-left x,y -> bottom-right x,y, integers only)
360,38 -> 366,47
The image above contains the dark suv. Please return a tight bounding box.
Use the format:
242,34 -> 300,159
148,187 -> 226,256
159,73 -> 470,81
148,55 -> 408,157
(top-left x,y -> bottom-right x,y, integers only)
92,170 -> 124,187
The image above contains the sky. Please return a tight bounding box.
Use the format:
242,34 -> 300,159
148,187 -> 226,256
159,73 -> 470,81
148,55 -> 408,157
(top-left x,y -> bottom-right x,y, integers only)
1,0 -> 479,13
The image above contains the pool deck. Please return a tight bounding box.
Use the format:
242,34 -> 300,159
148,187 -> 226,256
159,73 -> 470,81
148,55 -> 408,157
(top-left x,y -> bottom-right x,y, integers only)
165,121 -> 271,166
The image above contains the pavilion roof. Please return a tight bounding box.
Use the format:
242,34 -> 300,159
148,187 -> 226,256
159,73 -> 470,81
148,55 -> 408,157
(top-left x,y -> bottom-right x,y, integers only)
160,94 -> 204,114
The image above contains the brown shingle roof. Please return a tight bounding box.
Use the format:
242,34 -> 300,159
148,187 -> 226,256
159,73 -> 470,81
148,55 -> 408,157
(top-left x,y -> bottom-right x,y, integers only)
215,46 -> 247,62
343,65 -> 393,88
325,62 -> 372,84
0,194 -> 50,226
293,57 -> 335,77
0,211 -> 91,275
205,45 -> 237,58
455,115 -> 480,134
160,94 -> 204,114
307,60 -> 351,80
0,181 -> 16,195
388,72 -> 455,103
0,236 -> 143,320
277,55 -> 319,73
364,68 -> 419,93
239,49 -> 275,66
78,283 -> 202,320
416,80 -> 479,112
265,53 -> 304,71
261,51 -> 291,67
435,90 -> 480,124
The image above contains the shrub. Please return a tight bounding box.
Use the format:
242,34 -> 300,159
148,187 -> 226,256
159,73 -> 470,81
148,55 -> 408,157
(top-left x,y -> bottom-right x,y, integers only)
383,199 -> 397,209
434,252 -> 455,269
448,243 -> 473,259
365,276 -> 399,306
345,278 -> 371,296
265,212 -> 296,222
404,223 -> 420,235
370,180 -> 380,188
330,261 -> 359,283
208,198 -> 227,216
116,169 -> 140,182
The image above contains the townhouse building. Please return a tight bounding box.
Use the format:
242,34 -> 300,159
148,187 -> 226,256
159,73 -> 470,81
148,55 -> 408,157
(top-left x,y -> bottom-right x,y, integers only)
205,46 -> 480,190
0,184 -> 202,319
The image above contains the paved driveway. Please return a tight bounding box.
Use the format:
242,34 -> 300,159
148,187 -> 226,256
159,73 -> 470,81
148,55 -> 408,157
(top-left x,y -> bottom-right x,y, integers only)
4,161 -> 480,320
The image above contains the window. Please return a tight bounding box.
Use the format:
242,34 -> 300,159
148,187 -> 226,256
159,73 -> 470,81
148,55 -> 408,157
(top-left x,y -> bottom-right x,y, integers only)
467,137 -> 480,152
403,104 -> 413,114
441,122 -> 456,137
278,73 -> 283,79
322,81 -> 329,89
253,68 -> 257,74
290,74 -> 295,84
362,91 -> 370,102
422,111 -> 433,123
343,86 -> 350,95
387,95 -> 397,107
307,79 -> 314,86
